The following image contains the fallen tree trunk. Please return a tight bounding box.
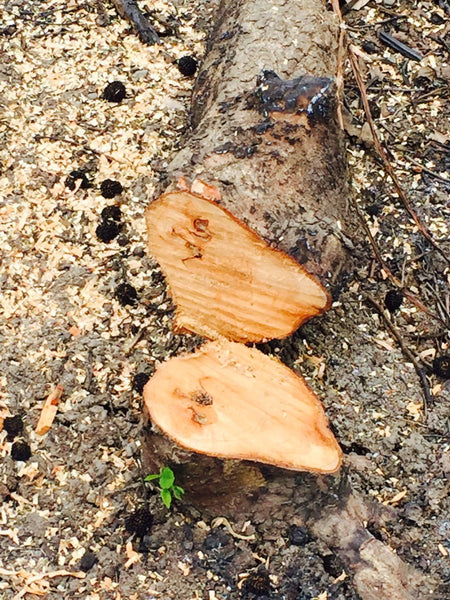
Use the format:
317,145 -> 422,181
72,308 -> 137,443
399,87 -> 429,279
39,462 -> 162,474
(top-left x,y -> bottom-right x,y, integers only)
140,0 -> 437,597
143,0 -> 347,502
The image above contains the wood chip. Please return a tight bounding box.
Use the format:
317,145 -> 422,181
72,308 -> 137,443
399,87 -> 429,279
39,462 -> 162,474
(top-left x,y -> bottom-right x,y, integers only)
35,384 -> 63,436
383,490 -> 407,505
124,541 -> 142,569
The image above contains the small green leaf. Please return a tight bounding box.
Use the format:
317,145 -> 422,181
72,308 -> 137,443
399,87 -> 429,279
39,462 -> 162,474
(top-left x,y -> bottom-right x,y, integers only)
159,467 -> 175,490
144,473 -> 160,482
161,488 -> 172,509
172,485 -> 185,500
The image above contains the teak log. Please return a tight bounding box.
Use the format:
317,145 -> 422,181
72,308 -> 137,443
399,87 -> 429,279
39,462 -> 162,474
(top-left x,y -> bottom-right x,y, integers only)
140,0 -> 435,597
143,0 -> 353,476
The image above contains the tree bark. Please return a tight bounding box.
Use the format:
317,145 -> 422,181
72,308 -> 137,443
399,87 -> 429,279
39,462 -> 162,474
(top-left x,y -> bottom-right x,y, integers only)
141,0 -> 437,598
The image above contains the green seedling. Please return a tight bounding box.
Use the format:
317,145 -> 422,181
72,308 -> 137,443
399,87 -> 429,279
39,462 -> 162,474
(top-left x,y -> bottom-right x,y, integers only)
144,466 -> 185,509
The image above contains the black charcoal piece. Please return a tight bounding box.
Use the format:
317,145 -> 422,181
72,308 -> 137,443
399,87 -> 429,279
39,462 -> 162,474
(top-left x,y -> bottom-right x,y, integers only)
125,507 -> 153,537
366,203 -> 383,217
103,81 -> 126,102
11,440 -> 31,461
288,524 -> 310,546
100,179 -> 123,199
384,290 -> 404,312
65,170 -> 91,190
178,56 -> 197,77
79,552 -> 98,572
244,570 -> 271,595
433,356 -> 450,379
362,40 -> 378,54
132,372 -> 151,394
115,283 -> 138,306
101,205 -> 122,223
96,221 -> 121,243
3,415 -> 23,441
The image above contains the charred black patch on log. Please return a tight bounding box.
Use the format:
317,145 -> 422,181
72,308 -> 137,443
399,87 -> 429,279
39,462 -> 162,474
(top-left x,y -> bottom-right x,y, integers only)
214,140 -> 258,159
219,101 -> 233,113
290,237 -> 310,265
254,71 -> 335,125
253,119 -> 273,135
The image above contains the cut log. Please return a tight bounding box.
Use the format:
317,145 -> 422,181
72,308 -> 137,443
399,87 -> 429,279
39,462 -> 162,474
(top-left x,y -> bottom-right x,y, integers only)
143,339 -> 341,473
144,1 -> 359,337
141,0 -> 350,506
137,0 -> 436,597
146,190 -> 330,342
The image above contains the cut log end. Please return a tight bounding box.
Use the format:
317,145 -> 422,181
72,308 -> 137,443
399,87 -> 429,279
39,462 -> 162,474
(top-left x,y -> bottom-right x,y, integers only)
143,340 -> 342,474
145,191 -> 331,343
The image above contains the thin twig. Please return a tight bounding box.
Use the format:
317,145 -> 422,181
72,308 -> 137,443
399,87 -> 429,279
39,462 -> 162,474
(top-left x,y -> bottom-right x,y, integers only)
365,295 -> 432,418
330,0 -> 346,130
403,155 -> 450,186
378,30 -> 423,62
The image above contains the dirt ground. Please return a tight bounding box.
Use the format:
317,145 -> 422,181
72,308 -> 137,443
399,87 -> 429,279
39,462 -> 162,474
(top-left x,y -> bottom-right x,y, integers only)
0,1 -> 449,599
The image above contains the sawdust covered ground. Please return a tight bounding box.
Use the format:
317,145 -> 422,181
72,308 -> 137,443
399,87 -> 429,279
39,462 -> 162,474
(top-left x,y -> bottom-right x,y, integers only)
0,1 -> 449,599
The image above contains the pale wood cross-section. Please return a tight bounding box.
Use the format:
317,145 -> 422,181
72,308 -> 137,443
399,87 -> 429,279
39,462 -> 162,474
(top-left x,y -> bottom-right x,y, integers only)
143,339 -> 342,473
146,191 -> 331,343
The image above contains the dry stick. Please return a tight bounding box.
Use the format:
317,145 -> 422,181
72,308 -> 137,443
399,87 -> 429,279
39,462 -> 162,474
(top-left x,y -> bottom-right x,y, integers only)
348,47 -> 449,264
333,1 -> 346,130
403,154 -> 450,185
366,295 -> 432,417
330,0 -> 345,131
110,0 -> 160,44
